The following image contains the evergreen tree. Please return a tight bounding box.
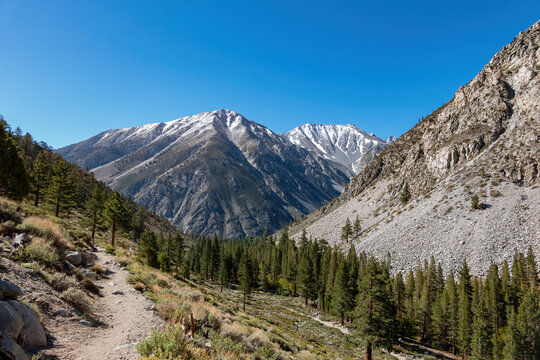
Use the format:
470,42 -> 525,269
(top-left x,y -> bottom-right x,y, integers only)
239,248 -> 253,312
297,251 -> 316,306
332,256 -> 350,326
131,207 -> 146,241
400,182 -> 411,205
341,217 -> 352,243
354,256 -> 396,360
353,215 -> 362,239
0,120 -> 29,200
471,283 -> 493,360
104,191 -> 130,247
457,260 -> 473,358
31,150 -> 51,206
47,159 -> 75,217
85,185 -> 105,244
138,229 -> 158,267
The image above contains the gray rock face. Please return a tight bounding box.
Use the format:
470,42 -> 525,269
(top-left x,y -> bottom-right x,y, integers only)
0,281 -> 21,301
291,20 -> 540,274
0,303 -> 24,339
0,331 -> 28,360
65,252 -> 82,266
6,301 -> 47,347
59,110 -> 357,238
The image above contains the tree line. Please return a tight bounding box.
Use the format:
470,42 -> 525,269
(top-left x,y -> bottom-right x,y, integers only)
0,117 -> 176,245
138,227 -> 539,360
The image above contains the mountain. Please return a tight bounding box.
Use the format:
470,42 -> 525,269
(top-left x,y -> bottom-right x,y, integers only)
283,123 -> 389,176
288,21 -> 540,275
60,110 -> 386,238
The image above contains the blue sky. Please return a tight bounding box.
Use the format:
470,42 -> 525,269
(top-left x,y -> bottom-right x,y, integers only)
1,1 -> 539,148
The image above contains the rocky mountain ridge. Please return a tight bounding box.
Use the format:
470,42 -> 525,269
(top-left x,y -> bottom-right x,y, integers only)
288,20 -> 540,275
60,110 -> 387,238
283,123 -> 389,175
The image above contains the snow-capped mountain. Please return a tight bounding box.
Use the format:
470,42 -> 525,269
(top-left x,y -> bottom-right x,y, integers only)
60,109 -> 373,238
283,123 -> 389,175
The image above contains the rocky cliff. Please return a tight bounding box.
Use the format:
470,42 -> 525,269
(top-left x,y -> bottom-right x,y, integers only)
288,21 -> 540,275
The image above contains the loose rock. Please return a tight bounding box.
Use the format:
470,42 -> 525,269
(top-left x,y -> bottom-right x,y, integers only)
65,252 -> 83,266
7,301 -> 47,347
0,331 -> 28,360
0,302 -> 24,339
0,280 -> 21,300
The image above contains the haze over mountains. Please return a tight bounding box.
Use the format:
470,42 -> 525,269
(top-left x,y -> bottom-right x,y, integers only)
60,110 -> 389,238
289,20 -> 540,274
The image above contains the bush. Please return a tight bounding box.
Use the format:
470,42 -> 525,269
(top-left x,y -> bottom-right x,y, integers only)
490,189 -> 501,198
50,273 -> 79,292
471,194 -> 482,210
136,325 -> 196,359
133,282 -> 145,292
91,264 -> 108,275
25,239 -> 60,266
61,287 -> 92,313
105,246 -> 115,254
82,278 -> 101,295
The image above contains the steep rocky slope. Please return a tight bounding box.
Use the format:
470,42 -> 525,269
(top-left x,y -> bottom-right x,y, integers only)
61,110 -> 382,238
289,20 -> 540,275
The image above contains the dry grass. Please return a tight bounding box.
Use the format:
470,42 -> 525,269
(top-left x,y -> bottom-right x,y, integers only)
50,273 -> 79,292
134,282 -> 145,292
91,264 -> 108,275
61,287 -> 92,314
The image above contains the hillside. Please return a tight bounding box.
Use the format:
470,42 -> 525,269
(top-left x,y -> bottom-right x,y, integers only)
288,20 -> 540,275
59,110 -> 387,238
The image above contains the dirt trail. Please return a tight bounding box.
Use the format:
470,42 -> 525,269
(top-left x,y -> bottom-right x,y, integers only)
44,250 -> 164,360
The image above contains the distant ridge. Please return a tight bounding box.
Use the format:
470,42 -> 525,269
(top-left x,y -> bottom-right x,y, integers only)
59,109 -> 387,238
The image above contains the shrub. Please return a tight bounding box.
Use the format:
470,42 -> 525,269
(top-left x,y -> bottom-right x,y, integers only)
50,273 -> 79,292
136,325 -> 196,359
82,278 -> 101,295
471,194 -> 482,210
105,246 -> 115,254
490,189 -> 501,198
133,282 -> 145,292
91,264 -> 108,275
61,287 -> 92,313
25,239 -> 60,266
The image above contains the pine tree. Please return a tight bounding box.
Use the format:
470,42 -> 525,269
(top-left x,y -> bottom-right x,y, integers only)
332,256 -> 350,326
354,256 -> 396,360
471,281 -> 493,360
104,191 -> 130,247
0,120 -> 29,200
297,251 -> 316,306
138,229 -> 158,267
31,150 -> 51,206
457,260 -> 473,358
47,159 -> 75,217
353,215 -> 362,239
85,185 -> 105,244
400,182 -> 411,205
239,248 -> 253,312
341,217 -> 352,243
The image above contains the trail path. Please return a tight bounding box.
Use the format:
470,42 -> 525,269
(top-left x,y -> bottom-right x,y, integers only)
44,250 -> 164,360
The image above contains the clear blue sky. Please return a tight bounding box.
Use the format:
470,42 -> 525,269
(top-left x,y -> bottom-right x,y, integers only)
1,1 -> 539,148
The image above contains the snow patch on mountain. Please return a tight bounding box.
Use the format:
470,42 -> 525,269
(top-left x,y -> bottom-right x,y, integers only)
283,123 -> 389,175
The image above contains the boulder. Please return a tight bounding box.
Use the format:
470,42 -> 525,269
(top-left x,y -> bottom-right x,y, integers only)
0,303 -> 23,339
6,301 -> 47,347
0,281 -> 21,300
65,252 -> 82,266
12,234 -> 28,248
0,331 -> 28,360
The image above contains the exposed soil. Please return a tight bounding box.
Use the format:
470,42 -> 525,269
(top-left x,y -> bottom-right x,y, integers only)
42,250 -> 164,360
